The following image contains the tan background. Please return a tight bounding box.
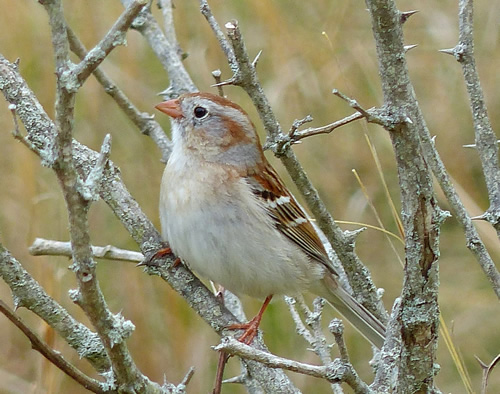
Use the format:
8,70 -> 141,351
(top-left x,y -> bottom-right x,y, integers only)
0,0 -> 499,392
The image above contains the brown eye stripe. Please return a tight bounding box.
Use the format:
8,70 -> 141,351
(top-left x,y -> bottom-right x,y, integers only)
223,116 -> 254,145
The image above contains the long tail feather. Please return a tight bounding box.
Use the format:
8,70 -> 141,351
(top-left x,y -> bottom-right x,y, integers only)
315,274 -> 386,348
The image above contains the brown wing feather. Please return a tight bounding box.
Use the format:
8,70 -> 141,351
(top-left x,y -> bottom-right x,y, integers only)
247,164 -> 332,269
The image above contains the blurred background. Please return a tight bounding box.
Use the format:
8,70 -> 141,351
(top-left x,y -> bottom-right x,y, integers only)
0,0 -> 499,392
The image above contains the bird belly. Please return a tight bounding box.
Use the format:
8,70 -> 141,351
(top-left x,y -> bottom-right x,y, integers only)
160,166 -> 324,299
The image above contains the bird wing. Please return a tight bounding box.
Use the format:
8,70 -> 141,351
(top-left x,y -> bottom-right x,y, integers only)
246,163 -> 333,270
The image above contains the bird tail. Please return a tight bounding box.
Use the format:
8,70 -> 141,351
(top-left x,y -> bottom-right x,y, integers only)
314,274 -> 386,349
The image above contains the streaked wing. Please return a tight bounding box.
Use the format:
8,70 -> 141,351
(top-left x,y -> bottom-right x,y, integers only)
247,164 -> 332,269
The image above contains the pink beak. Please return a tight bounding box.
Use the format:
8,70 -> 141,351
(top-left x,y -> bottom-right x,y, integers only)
155,99 -> 183,119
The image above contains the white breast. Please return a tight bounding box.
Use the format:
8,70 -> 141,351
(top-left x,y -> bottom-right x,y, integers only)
159,148 -> 324,299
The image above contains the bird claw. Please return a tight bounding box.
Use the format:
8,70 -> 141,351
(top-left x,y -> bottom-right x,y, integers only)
228,318 -> 261,345
138,247 -> 176,267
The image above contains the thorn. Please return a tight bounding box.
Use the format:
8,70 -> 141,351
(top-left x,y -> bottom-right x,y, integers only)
222,374 -> 246,384
211,78 -> 236,88
157,86 -> 174,98
471,214 -> 487,221
252,50 -> 263,68
400,10 -> 419,24
343,227 -> 366,245
439,47 -> 456,56
404,44 -> 418,53
464,140 -> 500,148
475,355 -> 488,369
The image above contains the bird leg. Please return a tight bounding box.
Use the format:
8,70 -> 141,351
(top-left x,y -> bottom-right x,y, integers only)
228,295 -> 273,344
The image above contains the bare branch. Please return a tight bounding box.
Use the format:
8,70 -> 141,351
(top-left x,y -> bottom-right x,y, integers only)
208,15 -> 387,322
0,300 -> 107,394
125,0 -> 196,95
215,337 -> 372,392
329,320 -> 349,363
214,337 -> 330,380
372,298 -> 402,391
73,0 -> 147,87
19,1 -> 161,387
29,238 -> 143,263
80,134 -> 112,201
289,112 -> 361,142
0,240 -> 110,372
475,354 -> 500,394
66,27 -> 172,162
404,9 -> 500,299
365,0 -> 442,391
199,0 -> 236,65
328,319 -> 372,393
454,0 -> 500,233
286,297 -> 345,393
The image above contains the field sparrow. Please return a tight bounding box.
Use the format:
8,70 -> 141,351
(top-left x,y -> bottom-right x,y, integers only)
155,92 -> 386,347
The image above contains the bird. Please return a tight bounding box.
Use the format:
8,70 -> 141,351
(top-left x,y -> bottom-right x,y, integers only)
155,92 -> 386,348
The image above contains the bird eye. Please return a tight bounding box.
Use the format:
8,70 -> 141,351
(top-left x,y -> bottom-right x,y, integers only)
193,106 -> 208,119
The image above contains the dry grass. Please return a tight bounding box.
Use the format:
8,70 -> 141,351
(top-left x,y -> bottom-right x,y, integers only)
1,1 -> 500,392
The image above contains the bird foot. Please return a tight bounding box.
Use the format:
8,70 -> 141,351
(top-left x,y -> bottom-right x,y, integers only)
139,247 -> 180,267
228,315 -> 262,345
227,295 -> 272,344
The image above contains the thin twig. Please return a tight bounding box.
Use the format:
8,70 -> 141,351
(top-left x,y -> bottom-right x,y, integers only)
80,134 -> 112,201
214,337 -> 330,380
0,240 -> 110,371
211,69 -> 225,97
29,238 -> 143,263
43,1 -> 157,389
199,0 -> 236,65
210,15 -> 387,322
215,337 -> 371,392
9,104 -> 37,152
73,0 -> 147,87
66,27 -> 171,162
455,0 -> 500,234
475,354 -> 500,394
328,319 -> 371,393
125,0 -> 196,95
288,297 -> 344,394
0,300 -> 107,394
290,109 -> 375,143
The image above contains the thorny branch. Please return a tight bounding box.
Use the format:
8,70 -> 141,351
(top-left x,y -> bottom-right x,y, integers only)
1,1 -> 499,393
66,26 -> 172,162
0,300 -> 106,394
200,1 -> 388,323
0,240 -> 111,372
475,354 -> 500,394
42,0 -> 155,390
441,0 -> 500,235
0,50 -> 299,394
